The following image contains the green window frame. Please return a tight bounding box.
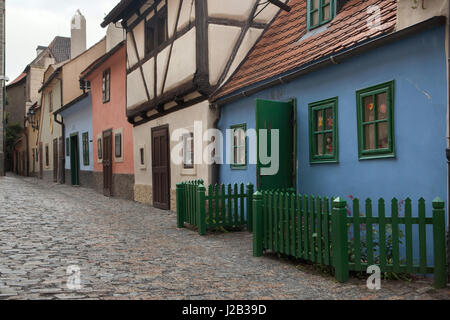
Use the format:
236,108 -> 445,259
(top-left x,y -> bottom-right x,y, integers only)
308,97 -> 338,164
230,124 -> 247,169
307,0 -> 336,31
66,138 -> 70,156
82,132 -> 90,166
356,80 -> 395,160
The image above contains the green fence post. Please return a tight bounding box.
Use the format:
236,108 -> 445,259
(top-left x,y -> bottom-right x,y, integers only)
432,197 -> 447,289
197,184 -> 206,236
176,183 -> 185,228
247,183 -> 254,232
332,197 -> 349,283
253,191 -> 263,257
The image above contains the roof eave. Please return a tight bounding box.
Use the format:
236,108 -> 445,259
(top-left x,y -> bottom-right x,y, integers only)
212,16 -> 446,105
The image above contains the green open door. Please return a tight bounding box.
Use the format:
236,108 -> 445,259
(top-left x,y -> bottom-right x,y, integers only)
256,99 -> 296,191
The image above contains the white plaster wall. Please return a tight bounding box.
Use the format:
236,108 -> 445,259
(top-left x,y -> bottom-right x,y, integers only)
396,0 -> 449,30
224,27 -> 263,82
126,32 -> 138,68
163,27 -> 197,92
133,100 -> 214,189
106,23 -> 125,52
168,0 -> 196,38
208,24 -> 241,85
142,57 -> 156,100
134,20 -> 146,60
208,0 -> 255,21
127,69 -> 148,110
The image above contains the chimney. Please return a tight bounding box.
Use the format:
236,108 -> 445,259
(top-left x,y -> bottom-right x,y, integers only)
36,46 -> 46,57
71,9 -> 86,58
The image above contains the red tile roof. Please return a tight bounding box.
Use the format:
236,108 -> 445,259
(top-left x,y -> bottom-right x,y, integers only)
7,72 -> 27,87
212,0 -> 397,101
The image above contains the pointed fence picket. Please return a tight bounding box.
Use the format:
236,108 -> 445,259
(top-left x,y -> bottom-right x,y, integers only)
177,181 -> 254,235
253,192 -> 447,289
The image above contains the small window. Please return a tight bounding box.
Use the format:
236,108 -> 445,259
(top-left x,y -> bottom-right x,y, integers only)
114,133 -> 122,158
230,124 -> 247,169
45,145 -> 49,167
308,97 -> 338,164
49,91 -> 53,113
102,69 -> 110,103
307,0 -> 336,30
145,5 -> 168,56
183,133 -> 194,169
82,132 -> 90,166
98,138 -> 103,160
356,81 -> 395,160
66,138 -> 70,156
140,147 -> 145,166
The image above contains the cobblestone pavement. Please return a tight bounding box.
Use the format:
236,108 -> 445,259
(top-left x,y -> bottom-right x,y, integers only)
0,174 -> 449,300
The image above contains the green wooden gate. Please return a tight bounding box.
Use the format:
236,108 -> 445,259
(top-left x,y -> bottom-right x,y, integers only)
255,99 -> 296,191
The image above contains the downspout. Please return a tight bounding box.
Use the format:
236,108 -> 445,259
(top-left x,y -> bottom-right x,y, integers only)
23,117 -> 29,177
53,112 -> 64,185
210,103 -> 221,186
55,78 -> 65,184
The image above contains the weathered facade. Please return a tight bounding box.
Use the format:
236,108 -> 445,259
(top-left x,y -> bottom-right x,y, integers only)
39,34 -> 106,183
81,25 -> 135,200
102,0 -> 284,210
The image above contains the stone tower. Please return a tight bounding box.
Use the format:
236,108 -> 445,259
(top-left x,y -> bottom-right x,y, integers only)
70,9 -> 86,58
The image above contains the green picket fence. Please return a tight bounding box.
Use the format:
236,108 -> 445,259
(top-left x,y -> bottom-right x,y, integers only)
177,181 -> 254,235
253,192 -> 448,289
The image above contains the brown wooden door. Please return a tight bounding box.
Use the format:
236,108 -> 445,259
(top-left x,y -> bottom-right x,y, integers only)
102,130 -> 113,197
152,125 -> 170,210
39,143 -> 43,179
53,139 -> 58,182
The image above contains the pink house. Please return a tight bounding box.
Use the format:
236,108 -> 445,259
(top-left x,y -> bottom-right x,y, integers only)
81,41 -> 134,199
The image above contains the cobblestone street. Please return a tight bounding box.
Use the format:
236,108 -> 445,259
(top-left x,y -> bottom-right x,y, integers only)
0,174 -> 449,300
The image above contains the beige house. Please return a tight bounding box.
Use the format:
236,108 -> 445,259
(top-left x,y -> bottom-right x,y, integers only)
38,11 -> 106,183
102,0 -> 285,210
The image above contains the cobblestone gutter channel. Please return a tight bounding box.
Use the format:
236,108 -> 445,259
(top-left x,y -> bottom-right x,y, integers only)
0,174 -> 449,300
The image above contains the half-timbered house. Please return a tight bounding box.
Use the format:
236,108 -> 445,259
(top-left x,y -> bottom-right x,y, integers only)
102,0 -> 286,210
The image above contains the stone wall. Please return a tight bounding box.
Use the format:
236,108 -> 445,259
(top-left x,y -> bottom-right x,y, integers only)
92,171 -> 135,201
134,184 -> 177,212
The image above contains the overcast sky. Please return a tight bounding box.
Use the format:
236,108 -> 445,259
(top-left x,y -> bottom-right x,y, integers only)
6,0 -> 120,82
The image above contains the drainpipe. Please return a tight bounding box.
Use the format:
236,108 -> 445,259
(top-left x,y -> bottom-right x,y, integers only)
53,112 -> 65,185
209,102 -> 221,186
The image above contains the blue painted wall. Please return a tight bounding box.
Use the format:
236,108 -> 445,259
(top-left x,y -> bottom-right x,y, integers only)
218,26 -> 447,264
219,26 -> 447,210
60,94 -> 93,172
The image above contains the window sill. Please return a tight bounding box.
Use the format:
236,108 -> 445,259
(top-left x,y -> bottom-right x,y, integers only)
310,159 -> 339,165
358,153 -> 396,161
231,165 -> 248,170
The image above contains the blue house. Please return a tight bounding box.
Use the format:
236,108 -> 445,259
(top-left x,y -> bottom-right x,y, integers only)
211,0 -> 448,264
55,92 -> 94,187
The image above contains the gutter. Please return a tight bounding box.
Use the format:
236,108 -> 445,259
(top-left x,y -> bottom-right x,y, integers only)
213,16 -> 446,106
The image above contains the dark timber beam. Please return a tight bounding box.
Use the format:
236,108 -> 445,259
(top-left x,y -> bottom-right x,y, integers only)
267,0 -> 291,12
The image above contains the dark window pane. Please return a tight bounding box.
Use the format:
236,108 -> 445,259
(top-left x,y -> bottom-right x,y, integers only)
377,122 -> 389,149
316,134 -> 324,155
115,134 -> 122,158
364,124 -> 375,150
363,96 -> 374,122
377,92 -> 388,120
140,148 -> 145,165
325,132 -> 333,154
325,107 -> 333,130
316,110 -> 323,131
98,138 -> 102,160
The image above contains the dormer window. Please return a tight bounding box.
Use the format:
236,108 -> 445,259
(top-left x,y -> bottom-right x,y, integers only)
145,5 -> 168,56
307,0 -> 336,30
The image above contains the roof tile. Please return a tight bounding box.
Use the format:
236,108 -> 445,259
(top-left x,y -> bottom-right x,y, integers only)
212,0 -> 397,101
